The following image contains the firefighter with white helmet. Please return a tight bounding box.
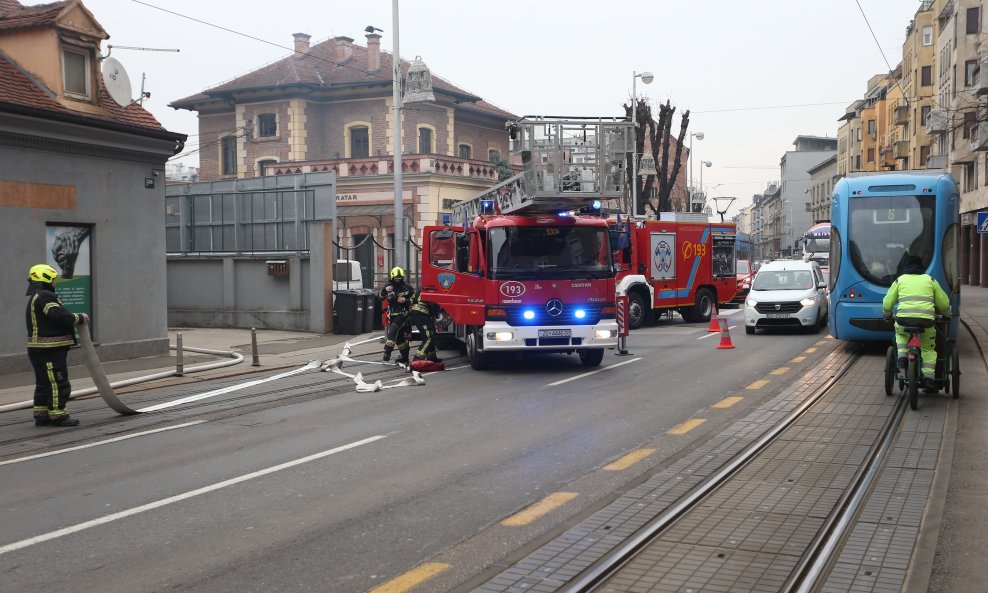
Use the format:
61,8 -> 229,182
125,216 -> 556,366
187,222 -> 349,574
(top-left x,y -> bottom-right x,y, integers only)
380,266 -> 417,364
25,263 -> 88,427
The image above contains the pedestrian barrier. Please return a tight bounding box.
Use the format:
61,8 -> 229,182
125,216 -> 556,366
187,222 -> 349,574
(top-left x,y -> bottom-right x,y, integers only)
716,316 -> 735,349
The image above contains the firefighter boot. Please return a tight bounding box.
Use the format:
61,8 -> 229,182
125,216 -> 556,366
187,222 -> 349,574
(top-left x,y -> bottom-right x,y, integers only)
34,412 -> 50,427
49,414 -> 80,427
395,347 -> 410,366
383,345 -> 394,362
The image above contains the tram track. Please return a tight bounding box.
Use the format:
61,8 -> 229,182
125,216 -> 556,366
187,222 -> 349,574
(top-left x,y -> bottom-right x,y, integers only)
552,343 -> 914,593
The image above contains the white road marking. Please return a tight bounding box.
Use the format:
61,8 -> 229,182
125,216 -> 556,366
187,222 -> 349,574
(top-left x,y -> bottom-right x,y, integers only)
137,361 -> 320,412
0,434 -> 387,556
0,421 -> 205,467
697,326 -> 736,339
546,358 -> 642,387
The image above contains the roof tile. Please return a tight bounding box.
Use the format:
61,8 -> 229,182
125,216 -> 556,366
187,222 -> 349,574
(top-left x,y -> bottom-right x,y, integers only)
0,1 -> 68,31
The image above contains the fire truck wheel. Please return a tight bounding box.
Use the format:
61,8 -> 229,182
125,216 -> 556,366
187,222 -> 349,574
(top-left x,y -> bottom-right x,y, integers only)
467,332 -> 489,370
578,348 -> 605,367
682,288 -> 714,323
628,292 -> 650,330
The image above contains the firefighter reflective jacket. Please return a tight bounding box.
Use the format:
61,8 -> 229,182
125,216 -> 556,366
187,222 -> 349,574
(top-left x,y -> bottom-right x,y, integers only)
882,273 -> 950,321
26,282 -> 81,348
380,281 -> 418,317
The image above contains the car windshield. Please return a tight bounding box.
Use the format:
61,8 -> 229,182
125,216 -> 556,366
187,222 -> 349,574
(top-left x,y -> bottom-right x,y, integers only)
752,270 -> 815,291
488,226 -> 612,280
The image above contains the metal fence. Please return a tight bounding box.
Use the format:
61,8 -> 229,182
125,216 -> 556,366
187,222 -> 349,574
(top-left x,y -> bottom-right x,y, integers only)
166,189 -> 322,253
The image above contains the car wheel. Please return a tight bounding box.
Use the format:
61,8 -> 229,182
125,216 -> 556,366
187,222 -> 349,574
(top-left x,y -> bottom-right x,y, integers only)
745,326 -> 755,335
628,292 -> 650,330
578,348 -> 605,367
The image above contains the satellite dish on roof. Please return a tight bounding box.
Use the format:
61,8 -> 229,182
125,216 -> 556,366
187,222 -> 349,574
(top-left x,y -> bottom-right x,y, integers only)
101,57 -> 132,107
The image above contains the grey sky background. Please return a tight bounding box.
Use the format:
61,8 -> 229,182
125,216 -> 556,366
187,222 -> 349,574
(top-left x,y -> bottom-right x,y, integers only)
80,0 -> 921,217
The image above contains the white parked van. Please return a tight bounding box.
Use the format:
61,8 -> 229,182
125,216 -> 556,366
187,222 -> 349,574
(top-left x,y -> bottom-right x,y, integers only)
743,259 -> 827,334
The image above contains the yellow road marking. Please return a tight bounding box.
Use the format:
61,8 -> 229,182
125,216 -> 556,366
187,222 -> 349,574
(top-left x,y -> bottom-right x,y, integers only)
604,448 -> 655,471
713,396 -> 743,409
815,340 -> 828,346
667,418 -> 706,435
368,563 -> 451,593
790,356 -> 807,363
501,492 -> 579,526
747,379 -> 770,390
770,367 -> 789,375
805,347 -> 818,353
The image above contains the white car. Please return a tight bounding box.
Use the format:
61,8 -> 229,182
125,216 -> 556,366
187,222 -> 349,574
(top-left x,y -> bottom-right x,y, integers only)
744,260 -> 828,334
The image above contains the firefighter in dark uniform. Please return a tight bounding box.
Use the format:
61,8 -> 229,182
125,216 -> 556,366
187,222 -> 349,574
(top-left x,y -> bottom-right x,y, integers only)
380,266 -> 416,364
25,264 -> 88,427
409,299 -> 442,362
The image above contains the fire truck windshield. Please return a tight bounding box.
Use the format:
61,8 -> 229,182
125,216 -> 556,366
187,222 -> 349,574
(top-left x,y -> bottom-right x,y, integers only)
488,226 -> 612,280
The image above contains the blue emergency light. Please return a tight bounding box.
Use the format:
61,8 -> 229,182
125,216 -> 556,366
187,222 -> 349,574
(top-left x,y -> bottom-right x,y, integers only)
574,309 -> 586,319
523,310 -> 536,320
480,200 -> 495,215
442,214 -> 451,225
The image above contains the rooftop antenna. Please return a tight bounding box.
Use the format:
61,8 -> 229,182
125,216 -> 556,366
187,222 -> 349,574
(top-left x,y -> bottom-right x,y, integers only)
98,45 -> 180,107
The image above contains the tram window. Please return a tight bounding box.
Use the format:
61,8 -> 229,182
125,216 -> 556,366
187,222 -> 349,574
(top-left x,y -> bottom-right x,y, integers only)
943,223 -> 959,291
847,195 -> 935,287
829,226 -> 840,290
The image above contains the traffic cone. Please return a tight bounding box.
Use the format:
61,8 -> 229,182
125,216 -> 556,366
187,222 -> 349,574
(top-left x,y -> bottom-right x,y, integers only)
716,316 -> 735,349
707,303 -> 721,332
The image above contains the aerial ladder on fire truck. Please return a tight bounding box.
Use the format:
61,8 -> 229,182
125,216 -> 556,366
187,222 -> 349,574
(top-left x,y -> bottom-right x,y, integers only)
451,116 -> 633,221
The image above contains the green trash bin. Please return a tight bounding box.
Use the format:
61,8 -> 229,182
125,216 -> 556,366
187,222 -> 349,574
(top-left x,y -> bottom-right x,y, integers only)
333,290 -> 364,334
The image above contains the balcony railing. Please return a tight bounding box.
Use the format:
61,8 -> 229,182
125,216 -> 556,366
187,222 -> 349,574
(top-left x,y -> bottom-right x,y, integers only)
271,154 -> 503,181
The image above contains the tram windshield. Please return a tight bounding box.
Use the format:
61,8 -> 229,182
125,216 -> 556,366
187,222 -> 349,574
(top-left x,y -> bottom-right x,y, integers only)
848,195 -> 935,287
488,226 -> 612,280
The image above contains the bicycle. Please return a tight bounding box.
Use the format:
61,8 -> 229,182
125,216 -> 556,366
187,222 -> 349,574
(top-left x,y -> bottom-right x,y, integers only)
883,315 -> 959,410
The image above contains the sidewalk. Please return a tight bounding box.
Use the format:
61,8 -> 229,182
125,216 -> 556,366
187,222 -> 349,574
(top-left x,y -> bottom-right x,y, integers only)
0,327 -> 384,409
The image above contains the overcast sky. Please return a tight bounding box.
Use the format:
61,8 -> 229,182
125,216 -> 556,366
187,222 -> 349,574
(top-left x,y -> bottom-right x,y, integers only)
77,0 -> 921,216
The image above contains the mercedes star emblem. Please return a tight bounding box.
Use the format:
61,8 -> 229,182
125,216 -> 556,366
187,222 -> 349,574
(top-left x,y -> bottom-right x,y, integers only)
546,299 -> 563,317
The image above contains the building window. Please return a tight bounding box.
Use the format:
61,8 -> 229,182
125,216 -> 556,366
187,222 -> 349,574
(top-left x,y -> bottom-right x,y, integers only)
967,7 -> 981,34
965,60 -> 979,87
923,25 -> 933,45
221,136 -> 237,176
920,145 -> 930,164
856,128 -> 862,141
349,126 -> 369,158
964,111 -> 977,139
458,143 -> 471,159
258,159 -> 277,176
868,119 -> 876,138
867,148 -> 875,163
418,127 -> 433,154
921,105 -> 932,126
921,65 -> 932,86
855,155 -> 861,170
62,49 -> 90,99
257,113 -> 277,138
488,148 -> 500,161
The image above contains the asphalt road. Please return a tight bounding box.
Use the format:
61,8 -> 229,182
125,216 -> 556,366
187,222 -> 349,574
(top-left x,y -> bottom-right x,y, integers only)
0,310 -> 838,593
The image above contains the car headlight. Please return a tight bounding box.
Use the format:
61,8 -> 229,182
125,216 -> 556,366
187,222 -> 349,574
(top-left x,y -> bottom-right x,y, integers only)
745,298 -> 758,308
487,332 -> 514,341
595,329 -> 617,339
800,297 -> 817,307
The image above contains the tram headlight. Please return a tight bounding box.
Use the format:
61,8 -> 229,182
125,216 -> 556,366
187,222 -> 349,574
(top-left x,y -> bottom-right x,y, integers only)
800,297 -> 817,307
745,298 -> 758,308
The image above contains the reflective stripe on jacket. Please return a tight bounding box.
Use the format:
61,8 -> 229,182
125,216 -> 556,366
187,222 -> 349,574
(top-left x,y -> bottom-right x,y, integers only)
26,288 -> 79,348
881,273 -> 950,320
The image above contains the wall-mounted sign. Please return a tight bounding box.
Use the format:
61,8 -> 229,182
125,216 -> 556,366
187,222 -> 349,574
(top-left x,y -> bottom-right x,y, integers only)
46,223 -> 93,324
336,190 -> 413,203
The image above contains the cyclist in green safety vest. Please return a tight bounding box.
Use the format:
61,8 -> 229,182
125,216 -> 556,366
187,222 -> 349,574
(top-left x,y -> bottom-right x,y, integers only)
881,255 -> 951,390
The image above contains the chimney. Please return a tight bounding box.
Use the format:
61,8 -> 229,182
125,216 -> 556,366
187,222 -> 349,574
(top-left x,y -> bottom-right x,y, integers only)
366,32 -> 381,71
293,32 -> 311,56
332,36 -> 354,64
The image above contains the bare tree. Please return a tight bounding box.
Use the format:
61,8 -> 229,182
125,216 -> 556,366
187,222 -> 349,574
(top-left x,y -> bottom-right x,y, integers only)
624,98 -> 691,216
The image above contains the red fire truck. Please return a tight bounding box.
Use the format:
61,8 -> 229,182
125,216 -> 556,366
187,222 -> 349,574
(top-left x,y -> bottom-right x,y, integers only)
611,214 -> 738,329
419,117 -> 629,370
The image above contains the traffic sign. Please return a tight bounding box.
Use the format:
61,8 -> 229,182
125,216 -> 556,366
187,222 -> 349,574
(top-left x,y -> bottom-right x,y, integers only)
978,211 -> 988,234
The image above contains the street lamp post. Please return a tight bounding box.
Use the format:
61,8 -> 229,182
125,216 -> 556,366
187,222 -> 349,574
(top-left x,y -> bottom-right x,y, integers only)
688,131 -> 704,201
631,70 -> 654,217
391,0 -> 404,269
696,159 -> 712,213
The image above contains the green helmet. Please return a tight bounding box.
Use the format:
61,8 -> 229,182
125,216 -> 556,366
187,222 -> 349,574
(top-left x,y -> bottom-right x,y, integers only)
389,266 -> 405,280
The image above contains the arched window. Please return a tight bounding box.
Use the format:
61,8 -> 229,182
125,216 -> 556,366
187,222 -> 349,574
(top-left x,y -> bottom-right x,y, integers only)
258,159 -> 278,176
344,122 -> 372,158
458,143 -> 472,159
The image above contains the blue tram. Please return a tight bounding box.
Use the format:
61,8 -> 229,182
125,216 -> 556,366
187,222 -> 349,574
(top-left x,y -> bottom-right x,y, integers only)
828,172 -> 960,341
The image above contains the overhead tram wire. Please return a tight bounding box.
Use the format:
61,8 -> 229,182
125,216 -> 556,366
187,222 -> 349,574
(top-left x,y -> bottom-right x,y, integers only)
854,0 -> 910,107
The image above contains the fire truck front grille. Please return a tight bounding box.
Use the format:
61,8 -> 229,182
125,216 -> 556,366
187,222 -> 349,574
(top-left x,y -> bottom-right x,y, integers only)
754,302 -> 802,314
504,306 -> 602,326
524,338 -> 584,347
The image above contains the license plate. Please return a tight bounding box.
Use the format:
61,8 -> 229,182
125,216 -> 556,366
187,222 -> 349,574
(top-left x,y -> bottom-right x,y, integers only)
767,313 -> 790,319
538,329 -> 572,338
